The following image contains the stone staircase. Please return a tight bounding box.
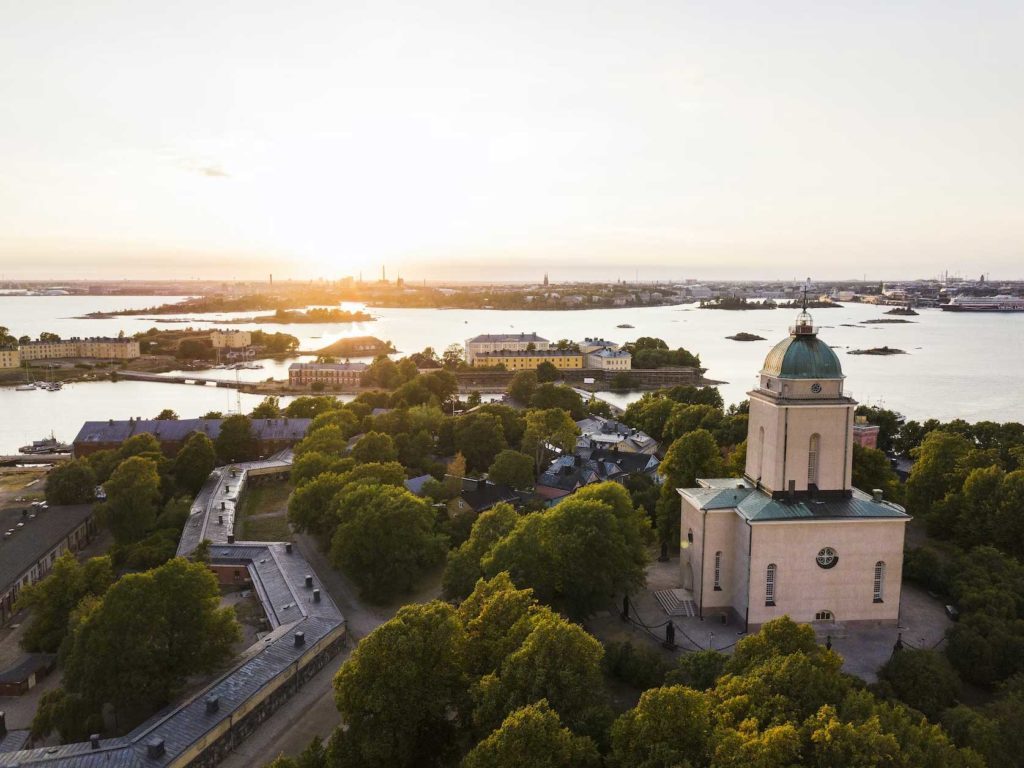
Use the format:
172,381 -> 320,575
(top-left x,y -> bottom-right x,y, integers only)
654,589 -> 698,617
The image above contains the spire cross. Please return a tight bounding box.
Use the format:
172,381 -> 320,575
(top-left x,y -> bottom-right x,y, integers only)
802,279 -> 810,311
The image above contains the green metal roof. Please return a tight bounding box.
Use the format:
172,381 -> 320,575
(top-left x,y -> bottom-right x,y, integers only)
681,482 -> 910,522
761,333 -> 843,379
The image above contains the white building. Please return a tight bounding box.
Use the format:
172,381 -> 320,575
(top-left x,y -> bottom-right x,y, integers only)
465,332 -> 550,364
677,310 -> 909,631
586,348 -> 631,371
576,415 -> 657,454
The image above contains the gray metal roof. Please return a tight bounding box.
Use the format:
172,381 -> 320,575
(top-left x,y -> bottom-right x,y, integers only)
0,505 -> 94,591
0,542 -> 344,768
73,418 -> 312,448
467,333 -> 548,343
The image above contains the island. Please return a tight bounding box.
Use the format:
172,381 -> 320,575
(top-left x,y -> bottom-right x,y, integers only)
726,332 -> 766,341
700,297 -> 776,310
313,335 -> 396,358
616,323 -> 635,328
223,308 -> 374,324
862,318 -> 914,324
885,307 -> 919,316
848,346 -> 906,355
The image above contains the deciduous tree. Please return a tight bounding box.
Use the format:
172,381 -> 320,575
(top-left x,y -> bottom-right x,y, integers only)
45,459 -> 97,505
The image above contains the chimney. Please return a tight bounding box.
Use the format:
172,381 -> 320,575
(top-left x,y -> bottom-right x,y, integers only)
147,737 -> 166,759
313,588 -> 321,603
205,695 -> 220,714
227,533 -> 235,544
787,479 -> 796,501
305,575 -> 313,588
0,710 -> 5,737
90,733 -> 100,750
285,542 -> 293,554
218,515 -> 223,525
872,488 -> 884,502
294,631 -> 305,647
220,501 -> 226,510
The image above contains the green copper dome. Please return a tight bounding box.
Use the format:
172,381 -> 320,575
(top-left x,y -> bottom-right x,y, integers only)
761,332 -> 844,379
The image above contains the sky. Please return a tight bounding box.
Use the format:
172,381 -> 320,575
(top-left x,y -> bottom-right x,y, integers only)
0,0 -> 1022,282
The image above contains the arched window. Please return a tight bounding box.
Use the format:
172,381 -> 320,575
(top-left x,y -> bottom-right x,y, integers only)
765,563 -> 777,606
874,561 -> 886,603
808,433 -> 820,486
713,551 -> 722,591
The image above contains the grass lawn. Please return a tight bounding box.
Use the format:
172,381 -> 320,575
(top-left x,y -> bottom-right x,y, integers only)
237,482 -> 293,542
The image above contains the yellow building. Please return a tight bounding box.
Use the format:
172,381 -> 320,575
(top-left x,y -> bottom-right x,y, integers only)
19,337 -> 140,361
210,330 -> 252,349
472,350 -> 583,370
0,348 -> 20,369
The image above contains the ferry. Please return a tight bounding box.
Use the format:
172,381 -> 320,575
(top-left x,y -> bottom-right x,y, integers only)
19,435 -> 71,455
940,295 -> 1024,312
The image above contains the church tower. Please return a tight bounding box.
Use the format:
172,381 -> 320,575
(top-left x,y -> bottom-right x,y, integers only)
744,309 -> 856,498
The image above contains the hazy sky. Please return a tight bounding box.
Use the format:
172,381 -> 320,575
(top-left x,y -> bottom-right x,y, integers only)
1,1 -> 1022,281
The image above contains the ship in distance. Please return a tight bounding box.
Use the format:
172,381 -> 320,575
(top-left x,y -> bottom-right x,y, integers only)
940,294 -> 1024,312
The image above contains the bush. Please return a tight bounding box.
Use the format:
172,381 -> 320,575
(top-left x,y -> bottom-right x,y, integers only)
602,641 -> 669,690
878,649 -> 960,719
665,649 -> 728,690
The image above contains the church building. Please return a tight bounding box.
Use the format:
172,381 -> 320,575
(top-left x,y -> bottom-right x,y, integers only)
678,309 -> 909,630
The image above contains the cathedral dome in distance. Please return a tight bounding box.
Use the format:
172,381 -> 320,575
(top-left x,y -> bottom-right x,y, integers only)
760,310 -> 844,380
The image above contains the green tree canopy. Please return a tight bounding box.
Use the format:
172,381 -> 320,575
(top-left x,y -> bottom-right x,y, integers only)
487,449 -> 535,490
521,408 -> 579,475
655,428 -> 725,546
508,370 -> 538,405
351,431 -> 399,464
16,553 -> 114,653
463,701 -> 599,768
443,503 -> 520,601
609,685 -> 712,768
171,431 -> 216,496
215,414 -> 258,462
329,484 -> 448,601
45,459 -> 97,505
530,384 -> 585,419
102,456 -> 161,544
154,408 -> 178,420
251,396 -> 282,418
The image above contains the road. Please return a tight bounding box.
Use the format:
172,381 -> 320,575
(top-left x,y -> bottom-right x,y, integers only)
219,533 -> 442,766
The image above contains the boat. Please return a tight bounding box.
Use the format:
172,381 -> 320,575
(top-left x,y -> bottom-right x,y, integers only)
19,435 -> 71,455
616,323 -> 635,329
15,383 -> 35,391
940,295 -> 1024,312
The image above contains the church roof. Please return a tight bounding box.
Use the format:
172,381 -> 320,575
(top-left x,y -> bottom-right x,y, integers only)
761,333 -> 843,379
681,482 -> 909,522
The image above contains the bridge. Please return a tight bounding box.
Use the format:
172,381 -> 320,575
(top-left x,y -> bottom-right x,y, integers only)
115,370 -> 244,388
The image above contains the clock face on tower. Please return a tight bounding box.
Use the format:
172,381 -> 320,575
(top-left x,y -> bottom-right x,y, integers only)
811,382 -> 822,393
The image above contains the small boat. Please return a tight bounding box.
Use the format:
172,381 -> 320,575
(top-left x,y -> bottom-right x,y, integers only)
616,323 -> 635,329
15,383 -> 35,391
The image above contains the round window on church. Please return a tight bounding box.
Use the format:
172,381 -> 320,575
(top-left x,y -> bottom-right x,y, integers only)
816,547 -> 838,569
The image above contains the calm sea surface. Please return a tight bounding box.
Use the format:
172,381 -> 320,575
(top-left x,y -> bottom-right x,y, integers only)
0,294 -> 1022,454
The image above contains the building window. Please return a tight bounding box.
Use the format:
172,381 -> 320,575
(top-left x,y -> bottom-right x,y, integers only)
808,433 -> 820,486
815,610 -> 833,622
713,551 -> 722,591
765,563 -> 777,606
816,547 -> 838,569
873,561 -> 886,603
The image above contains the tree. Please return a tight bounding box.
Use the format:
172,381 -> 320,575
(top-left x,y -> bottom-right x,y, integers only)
488,450 -> 535,490
215,414 -> 258,462
609,685 -> 712,768
352,431 -> 398,464
878,649 -> 960,720
251,396 -> 282,418
45,459 -> 97,505
16,553 -> 114,653
656,429 -> 725,546
332,601 -> 469,768
508,370 -> 538,405
483,483 -> 650,618
309,408 -> 359,438
466,391 -> 482,408
472,610 -> 611,740
530,384 -> 585,419
443,503 -> 521,600
443,343 -> 465,369
155,408 -> 179,420
665,649 -> 728,690
455,413 -> 508,473
118,432 -> 162,459
521,408 -> 579,475
85,448 -> 121,484
330,485 -> 448,601
43,558 -> 240,737
296,425 -> 349,458
291,451 -> 354,486
172,432 -> 216,495
285,395 -> 342,418
463,701 -> 600,768
177,337 -> 213,360
39,331 -> 61,342
905,430 -> 973,519
102,456 -> 161,544
851,443 -> 901,501
288,472 -> 351,539
535,361 -> 560,383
